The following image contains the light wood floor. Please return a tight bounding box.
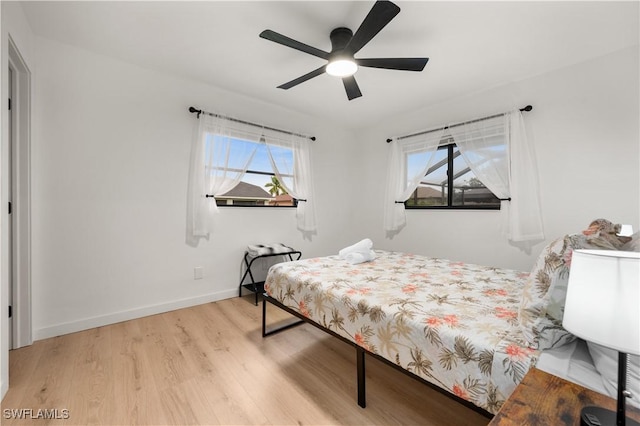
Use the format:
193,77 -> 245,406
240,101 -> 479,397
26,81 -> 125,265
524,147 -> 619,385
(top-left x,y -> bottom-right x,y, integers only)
1,296 -> 491,425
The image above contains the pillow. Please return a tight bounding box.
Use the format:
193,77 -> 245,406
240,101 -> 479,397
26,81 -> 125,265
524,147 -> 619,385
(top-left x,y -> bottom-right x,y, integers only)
622,231 -> 640,252
519,219 -> 630,350
583,218 -> 632,249
519,235 -> 576,350
587,342 -> 640,409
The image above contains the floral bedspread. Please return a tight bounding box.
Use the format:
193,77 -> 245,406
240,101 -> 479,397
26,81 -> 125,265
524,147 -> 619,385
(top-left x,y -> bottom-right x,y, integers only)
264,250 -> 539,414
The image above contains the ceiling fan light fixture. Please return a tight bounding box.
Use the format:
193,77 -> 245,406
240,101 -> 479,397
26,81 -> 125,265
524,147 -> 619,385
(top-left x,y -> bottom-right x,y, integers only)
326,59 -> 358,77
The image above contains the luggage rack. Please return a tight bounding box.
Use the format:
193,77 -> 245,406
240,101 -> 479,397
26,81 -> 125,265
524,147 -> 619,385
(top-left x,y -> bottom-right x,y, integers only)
239,246 -> 302,306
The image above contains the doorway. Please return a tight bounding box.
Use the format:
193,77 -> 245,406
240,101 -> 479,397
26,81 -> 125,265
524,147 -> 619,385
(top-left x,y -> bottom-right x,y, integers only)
7,37 -> 32,349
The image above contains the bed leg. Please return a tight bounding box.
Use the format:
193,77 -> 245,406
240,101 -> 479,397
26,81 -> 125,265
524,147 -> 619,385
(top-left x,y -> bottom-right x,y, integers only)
356,346 -> 366,408
262,296 -> 305,337
262,297 -> 267,338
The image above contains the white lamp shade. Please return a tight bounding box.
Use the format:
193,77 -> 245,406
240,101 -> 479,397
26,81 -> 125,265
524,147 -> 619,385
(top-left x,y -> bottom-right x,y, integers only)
563,249 -> 640,355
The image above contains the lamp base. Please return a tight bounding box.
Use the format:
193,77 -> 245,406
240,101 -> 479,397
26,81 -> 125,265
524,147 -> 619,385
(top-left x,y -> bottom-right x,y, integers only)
580,406 -> 640,426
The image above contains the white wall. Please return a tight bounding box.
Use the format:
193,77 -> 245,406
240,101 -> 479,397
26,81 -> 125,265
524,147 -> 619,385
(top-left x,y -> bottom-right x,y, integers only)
31,37 -> 359,340
354,46 -> 639,272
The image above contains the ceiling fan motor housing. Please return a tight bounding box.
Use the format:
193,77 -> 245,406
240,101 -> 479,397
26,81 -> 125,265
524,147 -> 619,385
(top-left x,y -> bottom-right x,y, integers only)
329,27 -> 356,67
330,27 -> 354,55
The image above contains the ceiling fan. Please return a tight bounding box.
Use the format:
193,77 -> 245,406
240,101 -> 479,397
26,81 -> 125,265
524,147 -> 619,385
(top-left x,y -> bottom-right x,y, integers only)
259,0 -> 429,101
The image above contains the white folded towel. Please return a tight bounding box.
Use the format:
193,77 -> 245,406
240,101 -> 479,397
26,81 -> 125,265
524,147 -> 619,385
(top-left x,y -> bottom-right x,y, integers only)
342,251 -> 376,265
338,238 -> 372,257
338,239 -> 376,264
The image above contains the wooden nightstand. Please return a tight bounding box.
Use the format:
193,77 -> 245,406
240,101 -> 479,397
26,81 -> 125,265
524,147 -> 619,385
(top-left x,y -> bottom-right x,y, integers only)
489,368 -> 640,425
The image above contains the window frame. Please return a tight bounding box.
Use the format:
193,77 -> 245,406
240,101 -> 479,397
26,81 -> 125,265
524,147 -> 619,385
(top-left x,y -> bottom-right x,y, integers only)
404,143 -> 502,211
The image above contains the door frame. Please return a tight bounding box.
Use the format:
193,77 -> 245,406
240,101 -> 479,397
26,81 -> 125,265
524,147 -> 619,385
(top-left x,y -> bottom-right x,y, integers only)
6,36 -> 32,349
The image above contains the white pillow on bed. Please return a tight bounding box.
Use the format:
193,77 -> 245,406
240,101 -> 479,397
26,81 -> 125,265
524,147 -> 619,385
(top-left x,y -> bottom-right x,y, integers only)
587,342 -> 640,409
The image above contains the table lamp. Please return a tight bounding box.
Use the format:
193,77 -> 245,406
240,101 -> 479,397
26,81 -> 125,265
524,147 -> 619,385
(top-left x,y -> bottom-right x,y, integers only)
563,249 -> 640,426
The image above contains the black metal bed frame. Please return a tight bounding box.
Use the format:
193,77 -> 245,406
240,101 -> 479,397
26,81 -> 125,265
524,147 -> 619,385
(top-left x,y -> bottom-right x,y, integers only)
262,293 -> 493,418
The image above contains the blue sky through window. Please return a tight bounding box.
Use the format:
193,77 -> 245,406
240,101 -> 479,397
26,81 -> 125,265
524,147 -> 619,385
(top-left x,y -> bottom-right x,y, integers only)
407,142 -> 506,189
206,135 -> 293,191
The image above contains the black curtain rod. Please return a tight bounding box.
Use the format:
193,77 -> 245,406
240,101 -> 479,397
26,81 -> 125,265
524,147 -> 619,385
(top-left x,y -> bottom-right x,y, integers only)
386,105 -> 532,143
188,106 -> 316,141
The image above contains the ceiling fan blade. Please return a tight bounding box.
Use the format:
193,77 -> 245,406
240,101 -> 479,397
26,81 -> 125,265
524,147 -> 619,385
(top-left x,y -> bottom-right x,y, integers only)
277,65 -> 327,90
342,76 -> 362,100
260,30 -> 330,60
356,57 -> 429,71
346,1 -> 401,55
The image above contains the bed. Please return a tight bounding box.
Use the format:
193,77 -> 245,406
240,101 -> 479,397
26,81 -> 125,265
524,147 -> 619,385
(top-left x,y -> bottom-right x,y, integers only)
262,220 -> 638,416
264,250 -> 536,416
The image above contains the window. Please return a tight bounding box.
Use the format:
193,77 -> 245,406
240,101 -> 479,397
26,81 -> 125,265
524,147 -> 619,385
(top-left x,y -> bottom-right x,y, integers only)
385,110 -> 542,240
208,136 -> 296,207
188,112 -> 317,243
405,138 -> 501,210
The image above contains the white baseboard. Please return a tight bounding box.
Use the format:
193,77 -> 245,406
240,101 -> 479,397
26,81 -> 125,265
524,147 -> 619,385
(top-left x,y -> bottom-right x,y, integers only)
33,289 -> 238,341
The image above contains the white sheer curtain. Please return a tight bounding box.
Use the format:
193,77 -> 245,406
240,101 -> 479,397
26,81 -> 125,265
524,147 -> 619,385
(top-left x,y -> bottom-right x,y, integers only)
186,114 -> 258,245
506,110 -> 544,242
448,114 -> 511,228
383,128 -> 446,235
264,131 -> 317,234
449,110 -> 544,242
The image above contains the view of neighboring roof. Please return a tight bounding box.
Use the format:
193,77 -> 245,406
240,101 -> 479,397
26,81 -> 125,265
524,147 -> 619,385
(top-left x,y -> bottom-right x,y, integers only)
416,186 -> 442,198
218,182 -> 272,199
414,186 -> 493,198
269,193 -> 294,206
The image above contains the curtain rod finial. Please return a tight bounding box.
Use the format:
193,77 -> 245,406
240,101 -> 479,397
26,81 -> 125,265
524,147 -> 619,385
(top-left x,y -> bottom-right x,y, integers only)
521,105 -> 533,112
188,106 -> 200,113
188,106 -> 202,118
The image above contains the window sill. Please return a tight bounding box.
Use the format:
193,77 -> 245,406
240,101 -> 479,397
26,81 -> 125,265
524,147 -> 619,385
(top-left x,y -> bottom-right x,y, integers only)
217,204 -> 297,209
405,205 -> 501,211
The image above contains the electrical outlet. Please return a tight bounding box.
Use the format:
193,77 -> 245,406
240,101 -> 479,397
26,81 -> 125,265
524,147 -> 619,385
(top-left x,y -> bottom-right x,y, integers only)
194,266 -> 203,280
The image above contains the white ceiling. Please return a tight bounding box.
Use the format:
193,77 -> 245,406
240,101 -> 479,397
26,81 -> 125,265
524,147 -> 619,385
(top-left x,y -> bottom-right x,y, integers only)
20,1 -> 640,130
